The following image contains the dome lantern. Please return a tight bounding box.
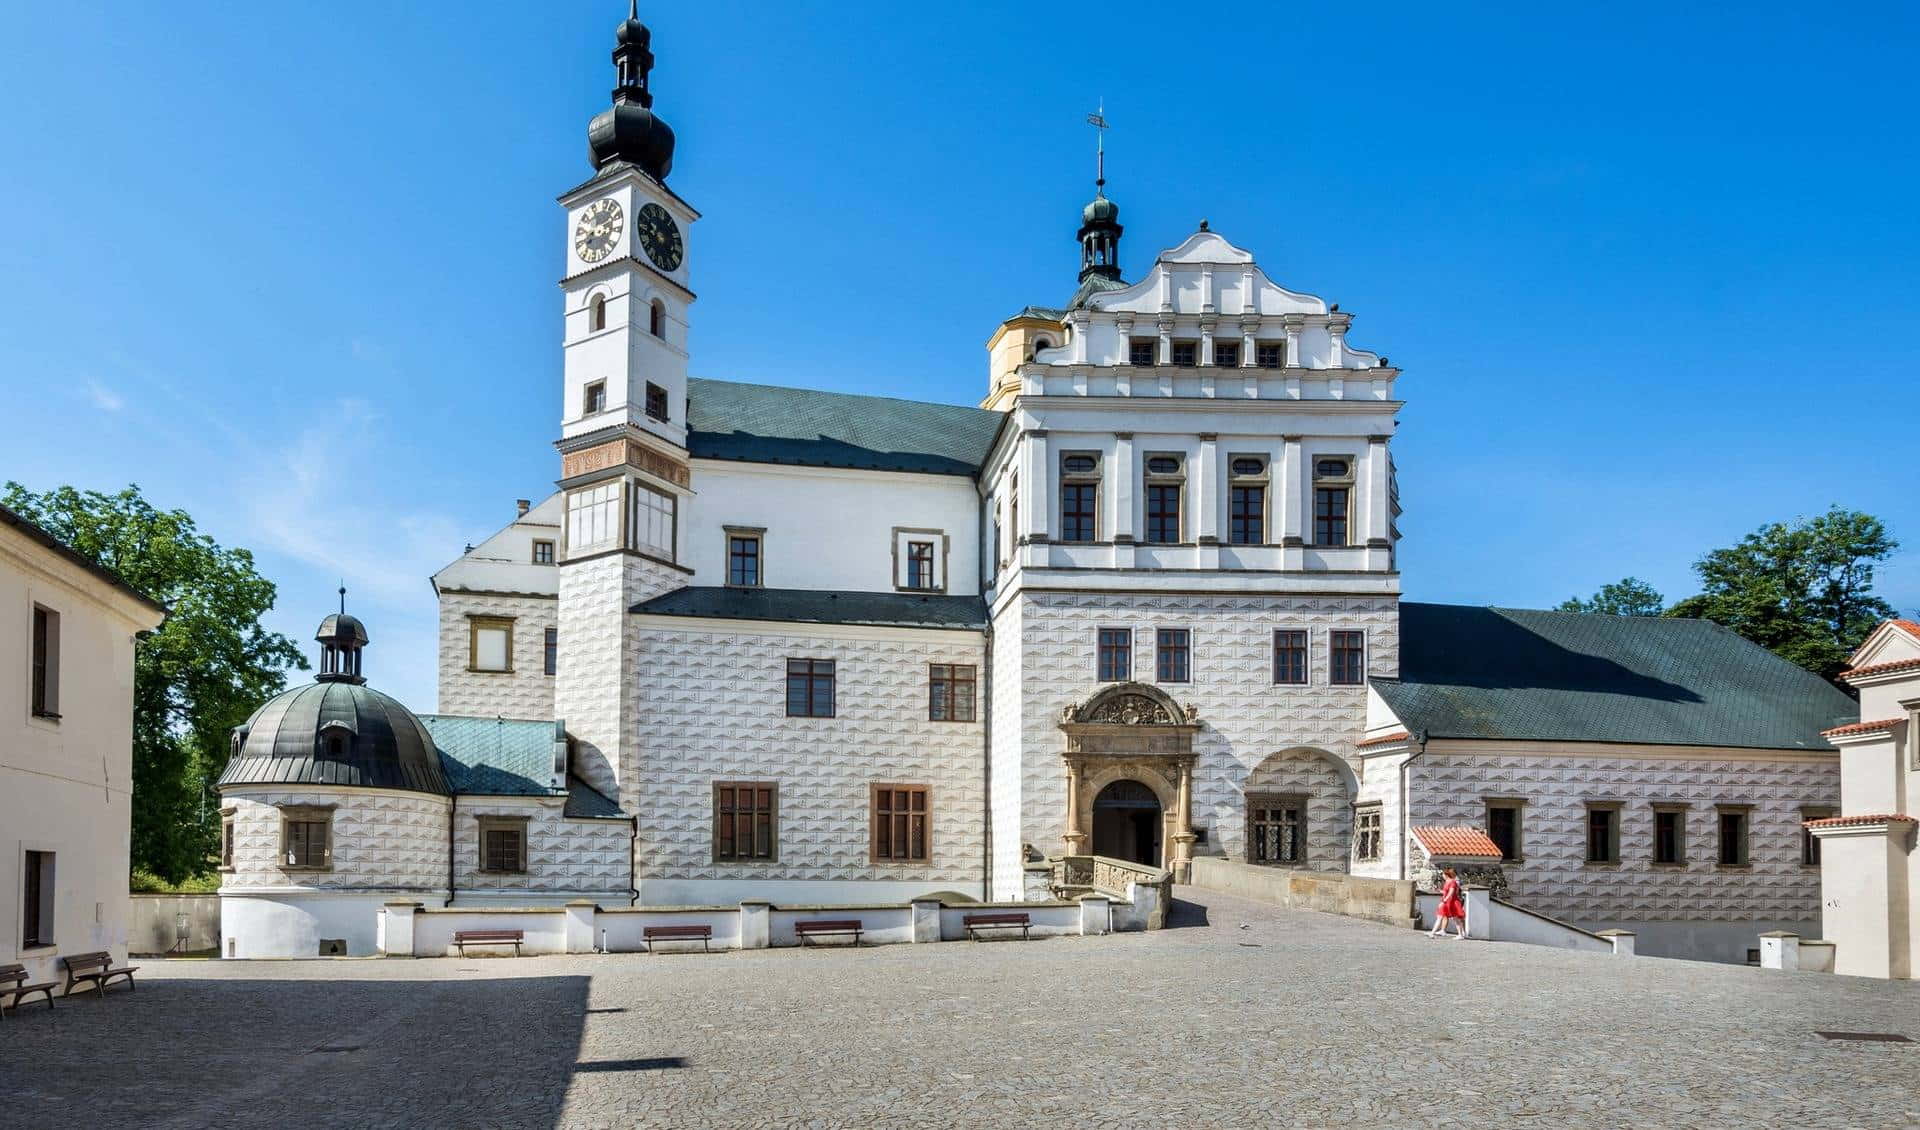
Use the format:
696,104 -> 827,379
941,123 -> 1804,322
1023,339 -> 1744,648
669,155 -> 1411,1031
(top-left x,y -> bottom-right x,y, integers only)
1078,105 -> 1123,284
315,586 -> 369,685
587,1 -> 677,180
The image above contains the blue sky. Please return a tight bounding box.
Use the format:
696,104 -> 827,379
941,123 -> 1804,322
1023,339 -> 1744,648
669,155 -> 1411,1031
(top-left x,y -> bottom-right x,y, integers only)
3,2 -> 1915,710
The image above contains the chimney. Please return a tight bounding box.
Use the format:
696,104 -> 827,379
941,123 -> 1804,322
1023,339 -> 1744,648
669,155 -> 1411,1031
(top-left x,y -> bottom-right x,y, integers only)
515,499 -> 531,519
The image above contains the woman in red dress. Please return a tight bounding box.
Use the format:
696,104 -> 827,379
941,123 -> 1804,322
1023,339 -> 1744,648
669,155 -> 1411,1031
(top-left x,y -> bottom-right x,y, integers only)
1429,867 -> 1467,939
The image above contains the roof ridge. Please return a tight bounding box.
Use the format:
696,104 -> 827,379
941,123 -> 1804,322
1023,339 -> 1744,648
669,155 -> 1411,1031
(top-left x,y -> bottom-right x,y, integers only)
689,375 -> 998,418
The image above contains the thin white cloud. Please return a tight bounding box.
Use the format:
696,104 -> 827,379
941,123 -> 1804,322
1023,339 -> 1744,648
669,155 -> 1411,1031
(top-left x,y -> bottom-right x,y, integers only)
85,378 -> 124,412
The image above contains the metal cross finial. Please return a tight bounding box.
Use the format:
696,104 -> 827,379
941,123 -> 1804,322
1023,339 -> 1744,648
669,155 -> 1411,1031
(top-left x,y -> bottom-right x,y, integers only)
1086,100 -> 1108,195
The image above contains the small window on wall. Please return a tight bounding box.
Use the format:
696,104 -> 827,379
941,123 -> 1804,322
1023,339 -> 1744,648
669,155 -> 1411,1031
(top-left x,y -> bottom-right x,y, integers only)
1060,452 -> 1101,544
583,381 -> 607,416
649,299 -> 665,338
786,658 -> 835,718
21,850 -> 55,947
872,785 -> 930,864
1329,631 -> 1366,686
714,782 -> 777,862
568,482 -> 620,551
478,816 -> 529,874
1144,454 -> 1184,545
727,531 -> 762,587
1717,806 -> 1750,866
1097,628 -> 1132,682
1213,341 -> 1240,368
893,529 -> 945,591
1229,457 -> 1268,545
1272,630 -> 1308,685
1653,806 -> 1687,865
1155,629 -> 1190,683
1585,805 -> 1621,864
543,628 -> 558,677
1256,341 -> 1285,368
1354,805 -> 1383,862
1486,802 -> 1524,862
1129,339 -> 1157,366
30,604 -> 60,719
645,382 -> 669,422
469,617 -> 514,673
588,293 -> 607,332
1171,341 -> 1198,367
282,808 -> 333,870
532,540 -> 555,565
930,664 -> 976,722
906,542 -> 936,590
1249,797 -> 1304,865
1313,458 -> 1353,547
1802,806 -> 1835,865
220,810 -> 236,869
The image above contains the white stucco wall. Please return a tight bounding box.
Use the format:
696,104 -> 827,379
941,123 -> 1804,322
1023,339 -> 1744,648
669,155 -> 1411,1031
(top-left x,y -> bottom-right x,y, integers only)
0,520 -> 162,990
681,461 -> 981,595
628,618 -> 987,897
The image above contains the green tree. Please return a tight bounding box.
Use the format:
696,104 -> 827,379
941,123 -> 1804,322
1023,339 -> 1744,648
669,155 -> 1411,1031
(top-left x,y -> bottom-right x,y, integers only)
1667,506 -> 1899,682
1558,577 -> 1666,617
2,483 -> 305,880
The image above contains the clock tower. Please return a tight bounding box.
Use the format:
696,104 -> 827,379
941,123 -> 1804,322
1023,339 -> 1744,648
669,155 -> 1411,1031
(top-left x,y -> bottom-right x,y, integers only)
553,3 -> 699,804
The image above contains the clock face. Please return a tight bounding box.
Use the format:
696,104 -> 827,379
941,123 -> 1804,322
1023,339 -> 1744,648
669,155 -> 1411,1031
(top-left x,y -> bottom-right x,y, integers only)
635,202 -> 683,271
573,198 -> 623,264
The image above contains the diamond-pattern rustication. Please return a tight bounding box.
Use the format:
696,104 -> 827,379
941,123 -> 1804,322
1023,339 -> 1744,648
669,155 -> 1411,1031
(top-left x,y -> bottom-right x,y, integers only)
452,798 -> 631,895
220,789 -> 449,892
437,591 -> 557,719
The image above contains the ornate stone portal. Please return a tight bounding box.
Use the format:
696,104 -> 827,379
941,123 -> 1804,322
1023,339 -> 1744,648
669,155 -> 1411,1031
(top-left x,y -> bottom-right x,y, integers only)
1058,683 -> 1200,880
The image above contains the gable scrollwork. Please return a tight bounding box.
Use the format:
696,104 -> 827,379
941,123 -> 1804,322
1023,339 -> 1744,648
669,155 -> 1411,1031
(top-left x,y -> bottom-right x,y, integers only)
1060,682 -> 1201,729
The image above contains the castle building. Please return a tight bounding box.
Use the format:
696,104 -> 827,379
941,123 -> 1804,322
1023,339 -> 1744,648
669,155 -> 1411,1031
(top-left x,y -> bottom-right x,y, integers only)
220,6 -> 1856,963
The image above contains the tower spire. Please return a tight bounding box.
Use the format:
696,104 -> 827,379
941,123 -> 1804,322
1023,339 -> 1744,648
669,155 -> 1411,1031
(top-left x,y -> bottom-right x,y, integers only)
588,2 -> 676,178
1077,103 -> 1122,284
1089,100 -> 1107,196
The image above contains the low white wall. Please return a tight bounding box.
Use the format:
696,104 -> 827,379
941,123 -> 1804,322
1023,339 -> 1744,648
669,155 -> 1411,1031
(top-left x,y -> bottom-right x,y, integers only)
414,907 -> 572,957
938,902 -> 1081,941
129,894 -> 220,954
1415,891 -> 1611,954
599,907 -> 746,954
222,890 -> 430,958
1579,919 -> 1821,965
768,905 -> 914,947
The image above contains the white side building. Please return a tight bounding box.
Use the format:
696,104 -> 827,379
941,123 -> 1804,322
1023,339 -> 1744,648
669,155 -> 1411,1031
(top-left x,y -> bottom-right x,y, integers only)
0,505 -> 165,991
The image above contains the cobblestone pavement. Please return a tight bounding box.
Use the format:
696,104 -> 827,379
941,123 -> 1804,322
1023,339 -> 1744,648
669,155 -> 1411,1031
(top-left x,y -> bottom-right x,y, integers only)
4,887 -> 1919,1129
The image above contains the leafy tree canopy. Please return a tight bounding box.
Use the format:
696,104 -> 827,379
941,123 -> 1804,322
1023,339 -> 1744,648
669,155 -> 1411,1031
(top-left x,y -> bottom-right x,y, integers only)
3,482 -> 305,880
1667,506 -> 1899,682
1557,577 -> 1666,617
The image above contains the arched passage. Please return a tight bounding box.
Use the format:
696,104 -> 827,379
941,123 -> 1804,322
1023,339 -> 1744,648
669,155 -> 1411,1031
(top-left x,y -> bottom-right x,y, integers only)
1241,747 -> 1357,870
1091,779 -> 1164,866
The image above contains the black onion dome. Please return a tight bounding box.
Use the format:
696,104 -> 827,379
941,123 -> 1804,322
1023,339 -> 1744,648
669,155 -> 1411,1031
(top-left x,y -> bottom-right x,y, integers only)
315,612 -> 368,647
1083,195 -> 1119,224
617,15 -> 649,46
219,681 -> 449,795
589,104 -> 676,180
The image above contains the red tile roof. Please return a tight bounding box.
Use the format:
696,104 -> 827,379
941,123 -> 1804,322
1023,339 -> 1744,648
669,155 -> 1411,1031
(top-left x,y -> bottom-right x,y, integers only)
1410,825 -> 1504,859
1891,620 -> 1920,642
1840,657 -> 1920,680
1357,730 -> 1411,748
1804,813 -> 1916,829
1821,718 -> 1904,738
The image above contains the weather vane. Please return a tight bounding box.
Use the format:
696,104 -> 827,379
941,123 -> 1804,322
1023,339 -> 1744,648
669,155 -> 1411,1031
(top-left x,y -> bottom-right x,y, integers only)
1087,100 -> 1108,195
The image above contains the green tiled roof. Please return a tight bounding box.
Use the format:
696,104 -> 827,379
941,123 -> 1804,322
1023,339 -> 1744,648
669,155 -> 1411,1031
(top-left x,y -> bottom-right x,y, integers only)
687,377 -> 1004,476
633,586 -> 988,630
420,714 -> 625,819
1374,603 -> 1859,752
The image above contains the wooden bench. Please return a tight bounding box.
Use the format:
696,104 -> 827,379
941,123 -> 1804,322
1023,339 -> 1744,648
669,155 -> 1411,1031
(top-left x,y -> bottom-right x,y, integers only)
794,919 -> 864,947
62,952 -> 137,997
963,912 -> 1032,941
453,929 -> 524,957
0,964 -> 57,1018
643,924 -> 712,954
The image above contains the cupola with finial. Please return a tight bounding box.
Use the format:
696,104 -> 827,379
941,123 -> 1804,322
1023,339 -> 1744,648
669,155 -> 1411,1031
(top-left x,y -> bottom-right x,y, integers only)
315,586 -> 369,685
587,1 -> 677,180
1078,103 -> 1123,284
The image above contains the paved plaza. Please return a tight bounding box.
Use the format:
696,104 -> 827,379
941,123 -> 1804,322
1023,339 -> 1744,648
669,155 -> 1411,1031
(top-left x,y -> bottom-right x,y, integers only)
3,888 -> 1918,1128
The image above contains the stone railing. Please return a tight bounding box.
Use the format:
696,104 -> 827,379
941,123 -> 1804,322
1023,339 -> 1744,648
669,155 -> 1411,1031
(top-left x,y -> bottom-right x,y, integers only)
1050,855 -> 1172,930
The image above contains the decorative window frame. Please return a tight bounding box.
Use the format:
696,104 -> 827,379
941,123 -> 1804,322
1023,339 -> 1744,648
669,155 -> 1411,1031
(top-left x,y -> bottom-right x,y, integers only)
890,527 -> 949,593
1483,797 -> 1527,863
1246,792 -> 1309,868
1329,629 -> 1367,686
1311,454 -> 1356,548
277,804 -> 336,872
1353,803 -> 1384,863
870,783 -> 933,865
1226,454 -> 1270,546
1583,801 -> 1623,866
712,781 -> 779,864
724,526 -> 766,588
1715,803 -> 1753,869
1127,338 -> 1159,367
1095,627 -> 1133,683
928,664 -> 977,723
475,814 -> 531,875
1058,451 -> 1103,544
784,658 -> 837,719
1155,627 -> 1192,684
1142,453 -> 1187,545
467,615 -> 516,674
1648,802 -> 1690,866
1272,628 -> 1310,686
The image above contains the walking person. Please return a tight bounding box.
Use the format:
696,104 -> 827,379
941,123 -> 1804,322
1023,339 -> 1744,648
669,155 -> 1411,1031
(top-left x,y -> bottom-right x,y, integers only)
1428,867 -> 1468,939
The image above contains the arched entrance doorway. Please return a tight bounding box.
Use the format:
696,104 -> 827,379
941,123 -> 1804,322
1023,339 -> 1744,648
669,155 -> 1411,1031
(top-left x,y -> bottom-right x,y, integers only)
1091,779 -> 1163,866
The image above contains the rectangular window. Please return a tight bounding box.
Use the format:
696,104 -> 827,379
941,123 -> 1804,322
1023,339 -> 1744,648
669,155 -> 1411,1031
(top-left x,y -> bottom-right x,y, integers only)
1249,798 -> 1304,865
727,533 -> 762,586
1272,630 -> 1308,685
283,810 -> 332,870
1329,631 -> 1365,686
469,617 -> 513,673
1256,341 -> 1285,368
1129,339 -> 1157,366
714,782 -> 777,862
1229,484 -> 1265,545
478,818 -> 528,874
1717,807 -> 1750,866
632,484 -> 676,561
1145,485 -> 1181,544
1653,807 -> 1686,865
645,382 -> 668,422
30,604 -> 59,718
543,627 -> 558,677
566,482 -> 620,551
906,541 -> 935,590
1213,341 -> 1240,367
785,658 -> 835,718
1155,628 -> 1190,683
22,850 -> 54,947
1586,805 -> 1620,864
1313,487 -> 1349,547
1097,628 -> 1132,682
1486,802 -> 1523,862
929,664 -> 976,722
1354,805 -> 1382,862
220,811 -> 236,869
1802,806 -> 1835,865
1061,483 -> 1097,543
531,540 -> 555,565
583,380 -> 607,415
872,785 -> 931,863
1170,340 -> 1198,367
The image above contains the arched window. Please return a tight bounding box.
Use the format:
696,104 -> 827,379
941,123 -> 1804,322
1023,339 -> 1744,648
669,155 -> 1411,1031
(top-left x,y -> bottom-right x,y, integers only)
649,299 -> 665,338
588,294 -> 607,332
